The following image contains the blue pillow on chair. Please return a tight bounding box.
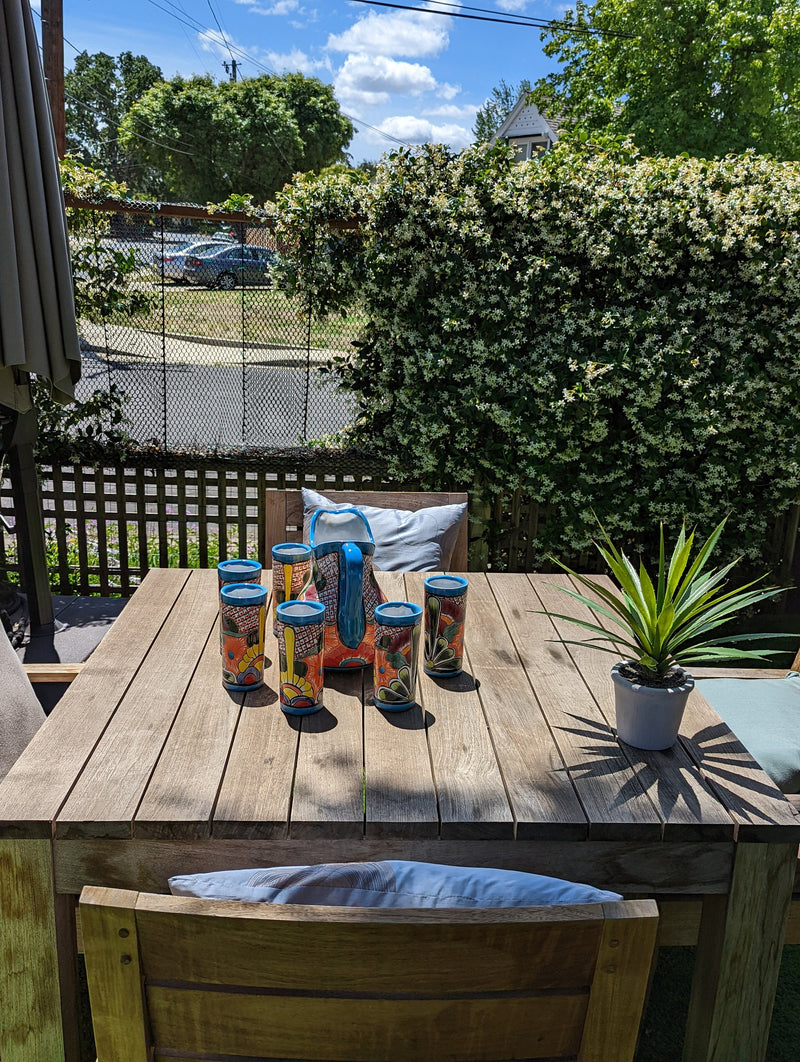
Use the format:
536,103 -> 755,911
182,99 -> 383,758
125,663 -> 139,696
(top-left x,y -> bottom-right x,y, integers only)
169,860 -> 621,908
695,672 -> 800,794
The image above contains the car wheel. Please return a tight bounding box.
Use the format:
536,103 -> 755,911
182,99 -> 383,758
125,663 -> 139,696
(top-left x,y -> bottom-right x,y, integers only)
216,272 -> 236,291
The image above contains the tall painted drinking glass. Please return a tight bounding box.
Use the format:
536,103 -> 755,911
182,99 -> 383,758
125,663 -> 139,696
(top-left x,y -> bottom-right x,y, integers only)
275,599 -> 325,715
373,601 -> 422,711
271,542 -> 313,635
220,582 -> 267,690
217,558 -> 262,594
423,574 -> 468,677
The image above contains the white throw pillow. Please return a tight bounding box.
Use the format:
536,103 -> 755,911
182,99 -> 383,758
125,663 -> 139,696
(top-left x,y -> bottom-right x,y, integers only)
302,488 -> 467,572
169,860 -> 621,908
0,628 -> 46,781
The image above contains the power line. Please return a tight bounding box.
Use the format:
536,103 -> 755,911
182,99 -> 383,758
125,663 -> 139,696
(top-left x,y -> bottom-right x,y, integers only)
206,0 -> 238,75
64,90 -> 199,158
31,11 -> 202,152
350,0 -> 637,39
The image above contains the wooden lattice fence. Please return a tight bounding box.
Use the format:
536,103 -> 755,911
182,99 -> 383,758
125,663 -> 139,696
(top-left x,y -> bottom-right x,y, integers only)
1,451 -> 798,602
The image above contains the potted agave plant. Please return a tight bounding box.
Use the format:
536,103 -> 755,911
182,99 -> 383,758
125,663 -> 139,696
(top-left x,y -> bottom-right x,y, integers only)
546,517 -> 790,750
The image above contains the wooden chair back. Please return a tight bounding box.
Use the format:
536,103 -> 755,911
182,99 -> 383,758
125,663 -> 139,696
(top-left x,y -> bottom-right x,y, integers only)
81,886 -> 657,1062
265,489 -> 470,571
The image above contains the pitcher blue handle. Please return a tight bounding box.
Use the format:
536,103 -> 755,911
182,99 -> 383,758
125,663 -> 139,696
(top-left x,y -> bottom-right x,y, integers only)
338,542 -> 366,649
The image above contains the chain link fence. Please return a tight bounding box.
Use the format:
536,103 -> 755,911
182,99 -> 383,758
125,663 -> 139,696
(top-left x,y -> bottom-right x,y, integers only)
70,200 -> 362,451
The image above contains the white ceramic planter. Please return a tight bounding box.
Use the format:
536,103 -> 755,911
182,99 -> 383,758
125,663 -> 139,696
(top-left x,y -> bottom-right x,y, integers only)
611,661 -> 694,750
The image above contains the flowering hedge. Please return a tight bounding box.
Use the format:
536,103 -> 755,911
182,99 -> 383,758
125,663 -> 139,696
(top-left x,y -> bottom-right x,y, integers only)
274,142 -> 800,565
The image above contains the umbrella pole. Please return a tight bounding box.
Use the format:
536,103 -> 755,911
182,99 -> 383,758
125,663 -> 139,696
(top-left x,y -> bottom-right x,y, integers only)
6,407 -> 54,630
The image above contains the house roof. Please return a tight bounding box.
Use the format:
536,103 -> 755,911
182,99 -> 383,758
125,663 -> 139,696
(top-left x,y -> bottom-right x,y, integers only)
493,94 -> 559,144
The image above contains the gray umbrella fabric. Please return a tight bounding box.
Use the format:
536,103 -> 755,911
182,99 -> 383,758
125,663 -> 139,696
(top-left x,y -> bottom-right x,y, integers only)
0,0 -> 80,410
1,0 -> 81,630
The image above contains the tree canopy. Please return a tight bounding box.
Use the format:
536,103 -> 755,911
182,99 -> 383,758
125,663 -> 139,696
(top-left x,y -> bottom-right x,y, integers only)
531,0 -> 800,158
119,73 -> 354,203
472,79 -> 532,142
65,51 -> 163,185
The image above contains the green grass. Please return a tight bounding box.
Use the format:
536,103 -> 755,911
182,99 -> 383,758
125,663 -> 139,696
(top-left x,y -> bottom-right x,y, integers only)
636,946 -> 800,1061
115,283 -> 366,351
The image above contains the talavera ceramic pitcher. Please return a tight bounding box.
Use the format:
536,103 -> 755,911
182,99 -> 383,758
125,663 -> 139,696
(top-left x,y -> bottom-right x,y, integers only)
307,508 -> 385,669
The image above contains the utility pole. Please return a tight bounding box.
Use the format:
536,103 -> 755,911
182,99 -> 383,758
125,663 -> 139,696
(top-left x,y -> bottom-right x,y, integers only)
41,0 -> 66,157
223,59 -> 239,83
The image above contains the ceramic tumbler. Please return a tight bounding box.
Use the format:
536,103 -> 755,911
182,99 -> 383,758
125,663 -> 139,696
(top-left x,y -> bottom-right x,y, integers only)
373,601 -> 422,711
423,574 -> 468,677
271,542 -> 314,635
275,599 -> 325,715
220,582 -> 267,690
217,558 -> 262,594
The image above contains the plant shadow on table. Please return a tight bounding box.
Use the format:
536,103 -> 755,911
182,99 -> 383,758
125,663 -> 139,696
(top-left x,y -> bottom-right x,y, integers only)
636,946 -> 800,1061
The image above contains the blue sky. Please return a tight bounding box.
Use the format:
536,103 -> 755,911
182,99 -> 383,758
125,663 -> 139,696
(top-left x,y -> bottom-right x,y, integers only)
33,0 -> 563,163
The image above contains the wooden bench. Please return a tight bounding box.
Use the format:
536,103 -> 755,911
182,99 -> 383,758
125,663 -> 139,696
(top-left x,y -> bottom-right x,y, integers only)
81,886 -> 658,1062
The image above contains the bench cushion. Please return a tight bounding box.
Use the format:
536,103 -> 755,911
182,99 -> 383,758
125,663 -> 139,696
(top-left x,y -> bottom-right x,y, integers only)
302,488 -> 467,572
0,629 -> 46,781
695,673 -> 800,793
170,860 -> 621,909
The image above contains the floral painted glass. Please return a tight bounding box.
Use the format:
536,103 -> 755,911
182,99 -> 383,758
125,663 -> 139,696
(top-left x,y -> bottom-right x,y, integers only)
424,575 -> 468,677
373,601 -> 422,711
220,582 -> 267,690
217,558 -> 262,594
275,599 -> 325,715
271,543 -> 314,635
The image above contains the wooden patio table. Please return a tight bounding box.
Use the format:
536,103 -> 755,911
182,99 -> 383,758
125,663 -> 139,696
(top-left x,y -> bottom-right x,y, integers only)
0,567 -> 798,1062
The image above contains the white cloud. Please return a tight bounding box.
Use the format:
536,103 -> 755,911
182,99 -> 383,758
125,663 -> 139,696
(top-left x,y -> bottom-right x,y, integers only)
335,54 -> 438,107
423,103 -> 478,120
198,28 -> 245,59
233,0 -> 302,14
437,83 -> 460,100
326,8 -> 449,59
265,48 -> 329,75
372,115 -> 472,150
496,0 -> 529,11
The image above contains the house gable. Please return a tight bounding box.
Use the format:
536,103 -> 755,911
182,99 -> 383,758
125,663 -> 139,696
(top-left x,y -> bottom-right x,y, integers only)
492,95 -> 558,160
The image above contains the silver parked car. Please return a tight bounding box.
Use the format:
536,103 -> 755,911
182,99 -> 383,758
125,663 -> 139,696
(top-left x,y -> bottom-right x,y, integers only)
182,244 -> 276,289
151,240 -> 229,283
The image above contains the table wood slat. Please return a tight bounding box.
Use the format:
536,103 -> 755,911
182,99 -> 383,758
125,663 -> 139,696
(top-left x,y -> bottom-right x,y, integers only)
0,568 -> 191,835
290,670 -> 365,840
405,574 -> 514,840
134,572 -> 253,839
364,572 -> 438,838
489,574 -> 662,841
213,577 -> 300,839
542,573 -> 735,842
53,838 -> 735,897
55,569 -> 220,839
462,575 -> 587,840
681,689 -> 800,841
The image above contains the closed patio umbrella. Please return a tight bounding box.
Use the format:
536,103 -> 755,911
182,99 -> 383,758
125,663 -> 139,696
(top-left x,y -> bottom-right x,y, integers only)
0,0 -> 81,629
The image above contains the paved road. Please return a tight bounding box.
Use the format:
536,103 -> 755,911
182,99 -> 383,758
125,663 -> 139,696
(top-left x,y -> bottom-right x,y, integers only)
78,325 -> 355,449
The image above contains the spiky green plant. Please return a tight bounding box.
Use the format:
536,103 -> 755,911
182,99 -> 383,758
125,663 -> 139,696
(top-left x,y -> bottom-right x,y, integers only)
546,517 -> 792,679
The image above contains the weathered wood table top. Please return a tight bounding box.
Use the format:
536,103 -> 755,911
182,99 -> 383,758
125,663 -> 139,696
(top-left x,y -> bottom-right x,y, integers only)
0,567 -> 798,1062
